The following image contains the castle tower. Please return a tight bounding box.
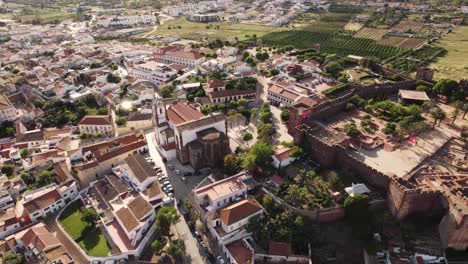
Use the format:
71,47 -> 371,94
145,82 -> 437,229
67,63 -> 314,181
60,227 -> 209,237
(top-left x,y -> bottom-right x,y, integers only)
154,96 -> 167,126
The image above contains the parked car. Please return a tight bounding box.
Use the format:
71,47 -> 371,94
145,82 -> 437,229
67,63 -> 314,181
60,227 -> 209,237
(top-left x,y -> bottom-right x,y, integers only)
206,253 -> 216,263
181,176 -> 187,183
183,172 -> 192,176
168,164 -> 175,170
158,175 -> 168,181
217,256 -> 225,264
194,170 -> 201,176
153,166 -> 159,171
163,186 -> 174,193
161,181 -> 171,187
194,231 -> 201,241
163,196 -> 174,205
174,169 -> 181,175
199,241 -> 208,252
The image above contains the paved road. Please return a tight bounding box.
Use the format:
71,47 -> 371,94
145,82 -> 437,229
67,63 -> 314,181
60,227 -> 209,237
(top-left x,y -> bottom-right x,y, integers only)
45,215 -> 90,264
144,131 -> 207,264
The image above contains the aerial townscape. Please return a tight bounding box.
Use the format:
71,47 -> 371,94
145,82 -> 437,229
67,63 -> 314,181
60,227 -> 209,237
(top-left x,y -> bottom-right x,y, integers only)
0,0 -> 467,263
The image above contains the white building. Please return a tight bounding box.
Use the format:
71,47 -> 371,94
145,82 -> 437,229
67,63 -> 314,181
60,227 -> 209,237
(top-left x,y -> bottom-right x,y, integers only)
113,154 -> 158,192
154,47 -> 205,67
130,61 -> 177,86
15,182 -> 79,225
97,15 -> 156,28
271,147 -> 297,169
78,115 -> 115,136
267,85 -> 302,106
0,94 -> 17,122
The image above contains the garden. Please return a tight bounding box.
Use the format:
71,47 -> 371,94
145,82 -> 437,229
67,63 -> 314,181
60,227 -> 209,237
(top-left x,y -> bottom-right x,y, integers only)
59,200 -> 110,257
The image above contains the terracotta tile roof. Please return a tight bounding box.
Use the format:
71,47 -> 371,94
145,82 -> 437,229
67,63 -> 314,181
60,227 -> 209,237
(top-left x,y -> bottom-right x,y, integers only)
53,162 -> 72,183
218,198 -> 263,226
127,112 -> 153,122
168,63 -> 189,71
268,85 -> 300,101
145,182 -> 162,199
115,207 -> 139,232
117,134 -> 138,145
206,79 -> 225,89
271,175 -> 285,186
208,89 -> 255,99
123,154 -> 155,184
296,97 -> 319,108
175,112 -> 225,132
0,207 -> 17,227
226,240 -> 254,264
128,195 -> 153,221
21,225 -> 50,248
95,140 -> 146,163
274,148 -> 291,162
268,241 -> 293,256
166,101 -> 205,125
23,189 -> 62,214
166,50 -> 203,60
106,175 -> 128,194
95,180 -> 119,202
16,130 -> 44,143
0,94 -> 12,108
78,115 -> 112,126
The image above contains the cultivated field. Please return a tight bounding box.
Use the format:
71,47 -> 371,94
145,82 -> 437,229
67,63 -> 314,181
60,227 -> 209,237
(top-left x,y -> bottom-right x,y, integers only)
344,22 -> 364,31
378,36 -> 426,48
354,27 -> 388,40
294,12 -> 353,32
150,17 -> 281,41
431,26 -> 468,80
12,8 -> 74,24
392,19 -> 424,33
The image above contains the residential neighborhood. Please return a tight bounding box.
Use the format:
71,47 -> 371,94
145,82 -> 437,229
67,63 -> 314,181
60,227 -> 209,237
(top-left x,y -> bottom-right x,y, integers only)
0,0 -> 467,264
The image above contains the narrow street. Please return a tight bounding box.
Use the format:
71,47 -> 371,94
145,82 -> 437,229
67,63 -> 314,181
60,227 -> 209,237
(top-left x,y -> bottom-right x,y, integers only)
144,131 -> 207,264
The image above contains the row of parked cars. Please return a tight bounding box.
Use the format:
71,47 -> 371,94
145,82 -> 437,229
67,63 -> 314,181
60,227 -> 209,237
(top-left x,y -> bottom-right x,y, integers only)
144,156 -> 174,204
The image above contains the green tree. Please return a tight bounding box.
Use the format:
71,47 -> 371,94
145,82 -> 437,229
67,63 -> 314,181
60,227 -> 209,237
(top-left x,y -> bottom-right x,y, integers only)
2,252 -> 25,264
343,123 -> 361,137
167,239 -> 184,258
159,85 -> 176,98
325,61 -> 343,78
222,154 -> 242,175
432,79 -> 458,98
450,108 -> 460,124
37,170 -> 54,186
262,194 -> 274,212
20,149 -> 28,158
431,107 -> 446,128
81,208 -> 99,224
154,207 -> 179,237
242,132 -> 253,146
115,117 -> 126,126
242,142 -> 273,170
151,238 -> 165,254
1,165 -> 14,177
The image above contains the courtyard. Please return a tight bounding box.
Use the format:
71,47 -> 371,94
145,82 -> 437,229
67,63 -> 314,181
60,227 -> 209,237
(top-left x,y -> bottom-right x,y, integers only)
59,200 -> 111,257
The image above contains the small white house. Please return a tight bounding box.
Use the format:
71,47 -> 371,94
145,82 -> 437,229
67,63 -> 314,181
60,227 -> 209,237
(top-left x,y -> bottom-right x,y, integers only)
272,148 -> 296,169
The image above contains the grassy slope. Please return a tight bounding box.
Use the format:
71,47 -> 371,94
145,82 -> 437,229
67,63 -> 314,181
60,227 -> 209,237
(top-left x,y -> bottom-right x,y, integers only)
431,26 -> 468,80
150,17 -> 281,41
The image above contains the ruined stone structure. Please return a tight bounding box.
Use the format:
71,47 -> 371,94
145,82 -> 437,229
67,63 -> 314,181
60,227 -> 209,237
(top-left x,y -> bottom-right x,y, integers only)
289,80 -> 468,250
416,68 -> 435,82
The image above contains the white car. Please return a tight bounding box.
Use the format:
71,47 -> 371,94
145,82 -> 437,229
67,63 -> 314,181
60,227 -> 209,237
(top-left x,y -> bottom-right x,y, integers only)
163,186 -> 174,193
158,175 -> 167,181
161,180 -> 171,187
174,169 -> 181,175
168,164 -> 175,170
163,196 -> 174,204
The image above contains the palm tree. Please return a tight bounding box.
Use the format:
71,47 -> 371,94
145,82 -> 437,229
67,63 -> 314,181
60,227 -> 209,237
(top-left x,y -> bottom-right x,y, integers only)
451,108 -> 460,124
431,108 -> 446,128
422,101 -> 435,112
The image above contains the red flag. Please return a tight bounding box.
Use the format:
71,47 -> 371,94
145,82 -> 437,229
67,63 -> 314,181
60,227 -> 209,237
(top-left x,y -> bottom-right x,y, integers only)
409,136 -> 417,144
301,111 -> 307,120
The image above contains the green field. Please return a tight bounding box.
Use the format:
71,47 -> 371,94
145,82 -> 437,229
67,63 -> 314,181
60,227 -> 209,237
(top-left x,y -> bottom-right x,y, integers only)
59,201 -> 110,257
13,8 -> 74,25
262,30 -> 406,59
149,17 -> 281,41
431,26 -> 468,80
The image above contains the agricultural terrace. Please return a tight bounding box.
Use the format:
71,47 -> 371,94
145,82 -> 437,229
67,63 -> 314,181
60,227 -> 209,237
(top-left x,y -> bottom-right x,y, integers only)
354,27 -> 388,40
262,31 -> 407,59
431,26 -> 468,80
59,201 -> 111,257
386,45 -> 446,73
297,13 -> 355,32
378,36 -> 426,49
148,17 -> 281,41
